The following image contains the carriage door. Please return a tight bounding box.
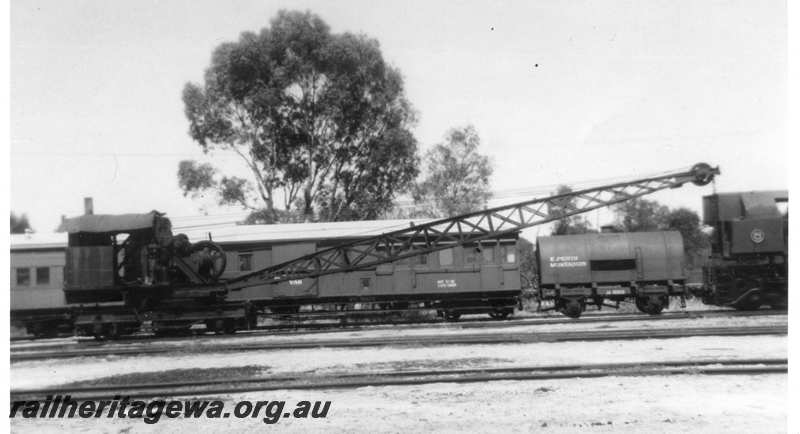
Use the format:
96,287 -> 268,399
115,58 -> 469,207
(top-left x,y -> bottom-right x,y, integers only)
272,243 -> 318,297
479,243 -> 503,290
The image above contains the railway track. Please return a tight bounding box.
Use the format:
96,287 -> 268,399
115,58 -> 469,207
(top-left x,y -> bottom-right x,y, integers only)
257,307 -> 785,334
11,308 -> 785,347
10,324 -> 787,362
11,358 -> 787,401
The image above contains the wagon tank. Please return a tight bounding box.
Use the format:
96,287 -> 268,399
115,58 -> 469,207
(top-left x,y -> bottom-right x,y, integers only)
537,231 -> 687,318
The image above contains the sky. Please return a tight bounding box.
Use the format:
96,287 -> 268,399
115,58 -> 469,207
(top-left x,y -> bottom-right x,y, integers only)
9,0 -> 787,233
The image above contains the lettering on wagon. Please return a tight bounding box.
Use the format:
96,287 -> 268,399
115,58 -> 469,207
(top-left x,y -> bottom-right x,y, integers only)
437,279 -> 457,288
549,256 -> 587,268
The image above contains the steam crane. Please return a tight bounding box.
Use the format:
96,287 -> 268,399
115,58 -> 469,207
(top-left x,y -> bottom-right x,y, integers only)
226,163 -> 720,317
58,163 -> 718,338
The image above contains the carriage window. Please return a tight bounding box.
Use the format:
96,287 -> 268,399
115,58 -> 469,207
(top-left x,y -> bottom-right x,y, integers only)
439,249 -> 453,266
482,246 -> 494,263
504,246 -> 517,264
36,267 -> 50,285
16,268 -> 31,286
239,253 -> 253,271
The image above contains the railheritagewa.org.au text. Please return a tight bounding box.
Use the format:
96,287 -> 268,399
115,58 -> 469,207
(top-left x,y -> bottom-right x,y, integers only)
10,395 -> 331,425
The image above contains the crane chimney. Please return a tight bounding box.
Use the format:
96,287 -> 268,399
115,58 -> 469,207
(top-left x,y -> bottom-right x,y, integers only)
84,197 -> 94,215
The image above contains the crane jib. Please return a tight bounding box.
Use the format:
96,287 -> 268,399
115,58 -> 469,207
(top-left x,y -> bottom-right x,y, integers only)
225,163 -> 719,290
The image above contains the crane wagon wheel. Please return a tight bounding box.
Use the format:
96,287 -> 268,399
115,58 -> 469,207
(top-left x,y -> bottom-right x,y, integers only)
191,240 -> 227,281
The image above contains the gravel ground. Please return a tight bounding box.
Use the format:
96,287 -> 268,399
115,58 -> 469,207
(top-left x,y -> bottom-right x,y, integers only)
10,374 -> 786,433
11,334 -> 786,389
10,312 -> 786,433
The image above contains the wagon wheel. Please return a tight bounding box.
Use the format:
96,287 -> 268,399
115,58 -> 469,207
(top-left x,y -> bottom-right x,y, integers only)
635,295 -> 666,315
191,241 -> 227,281
560,298 -> 584,318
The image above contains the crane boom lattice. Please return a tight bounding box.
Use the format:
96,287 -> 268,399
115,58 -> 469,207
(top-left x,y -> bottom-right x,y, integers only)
226,163 -> 719,290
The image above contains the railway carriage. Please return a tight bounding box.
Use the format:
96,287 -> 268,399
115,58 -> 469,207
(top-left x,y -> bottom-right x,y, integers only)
10,233 -> 72,336
201,220 -> 521,319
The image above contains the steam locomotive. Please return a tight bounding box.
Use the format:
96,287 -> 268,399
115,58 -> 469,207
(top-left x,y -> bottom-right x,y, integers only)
698,190 -> 788,310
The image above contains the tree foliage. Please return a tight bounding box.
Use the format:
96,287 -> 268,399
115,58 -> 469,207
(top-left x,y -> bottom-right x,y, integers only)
179,10 -> 419,222
612,198 -> 670,232
548,185 -> 595,235
411,126 -> 492,218
177,161 -> 217,196
10,212 -> 32,234
517,236 -> 537,283
662,207 -> 710,257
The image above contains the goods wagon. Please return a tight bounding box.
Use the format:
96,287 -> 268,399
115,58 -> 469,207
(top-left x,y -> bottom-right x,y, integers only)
537,231 -> 686,317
